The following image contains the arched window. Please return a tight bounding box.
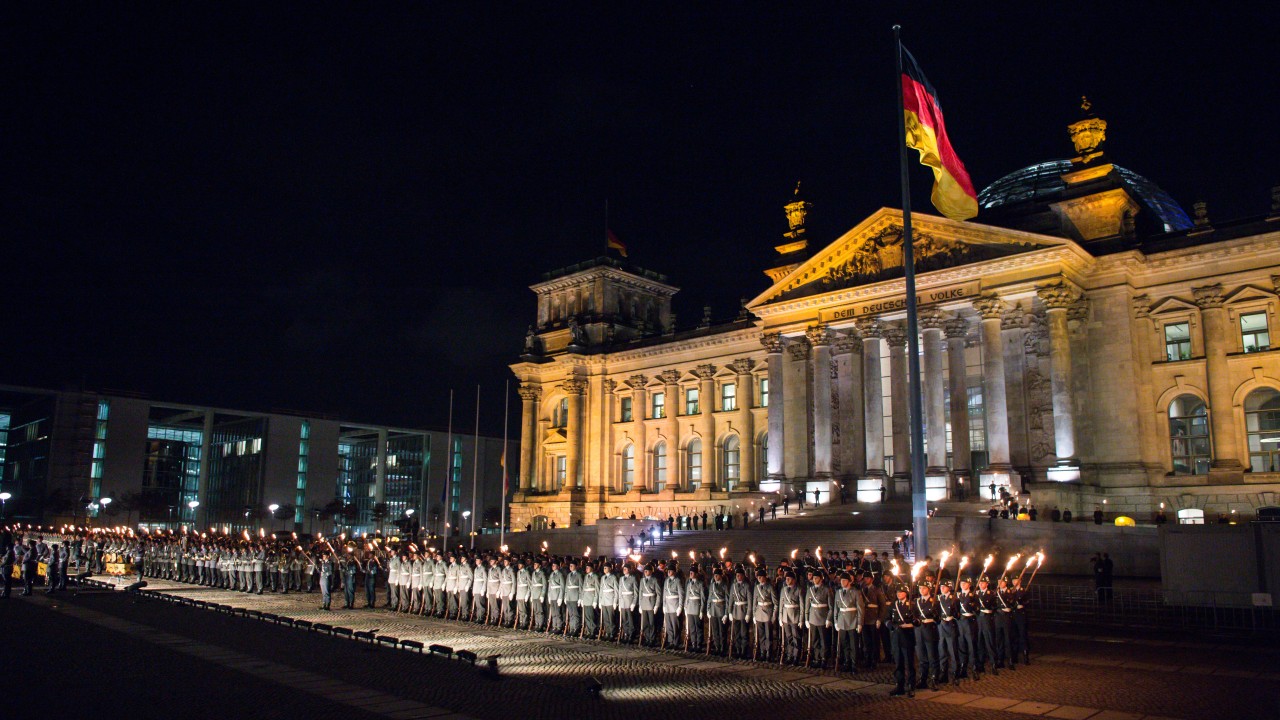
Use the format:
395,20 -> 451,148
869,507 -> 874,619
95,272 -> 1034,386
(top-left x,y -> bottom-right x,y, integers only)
686,439 -> 702,491
1168,394 -> 1210,475
758,432 -> 769,481
722,435 -> 740,491
652,441 -> 667,492
621,444 -> 635,492
1245,388 -> 1280,472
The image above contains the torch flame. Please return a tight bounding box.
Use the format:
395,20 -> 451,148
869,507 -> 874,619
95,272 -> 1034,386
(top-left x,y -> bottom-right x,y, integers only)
719,547 -> 727,560
689,550 -> 696,561
584,547 -> 591,557
959,556 -> 970,572
1036,550 -> 1045,567
1005,554 -> 1020,574
939,550 -> 951,568
911,561 -> 926,582
671,550 -> 677,559
982,554 -> 993,572
815,546 -> 822,559
891,559 -> 901,577
790,549 -> 798,560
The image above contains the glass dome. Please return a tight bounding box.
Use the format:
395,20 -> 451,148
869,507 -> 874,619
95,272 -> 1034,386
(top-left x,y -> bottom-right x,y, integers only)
978,159 -> 1193,233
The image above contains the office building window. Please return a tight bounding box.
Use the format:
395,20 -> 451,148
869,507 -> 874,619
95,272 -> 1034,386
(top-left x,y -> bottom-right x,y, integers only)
759,377 -> 769,407
1168,395 -> 1210,475
685,387 -> 699,415
1164,322 -> 1191,361
621,444 -> 635,491
721,383 -> 736,412
652,392 -> 665,419
1241,312 -> 1270,352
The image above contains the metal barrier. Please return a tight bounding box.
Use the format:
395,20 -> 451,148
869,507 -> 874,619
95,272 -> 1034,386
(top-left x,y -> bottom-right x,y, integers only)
1027,584 -> 1278,636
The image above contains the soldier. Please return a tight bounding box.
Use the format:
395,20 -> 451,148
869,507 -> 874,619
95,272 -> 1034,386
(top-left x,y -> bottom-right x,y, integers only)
618,562 -> 639,642
563,560 -> 583,635
887,585 -> 916,697
975,575 -> 999,676
684,567 -> 706,652
501,556 -> 517,626
936,578 -> 961,685
706,568 -> 729,655
340,551 -> 357,608
955,576 -> 980,680
486,557 -> 503,625
1011,576 -> 1030,665
661,564 -> 684,647
834,572 -> 864,672
304,550 -> 317,593
580,561 -> 601,636
410,551 -> 425,613
530,558 -> 548,630
457,554 -> 474,620
995,576 -> 1018,669
318,552 -> 335,611
913,581 -> 940,690
860,574 -> 886,668
471,556 -> 489,622
637,564 -> 660,646
728,567 -> 751,657
386,551 -> 401,611
777,570 -> 803,664
431,553 -> 448,617
546,559 -> 566,632
252,545 -> 266,594
598,562 -> 618,639
515,558 -> 531,628
364,550 -> 381,607
805,570 -> 833,668
751,569 -> 776,660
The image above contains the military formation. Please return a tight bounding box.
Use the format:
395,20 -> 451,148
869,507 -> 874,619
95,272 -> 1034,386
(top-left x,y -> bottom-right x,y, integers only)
96,525 -> 1042,698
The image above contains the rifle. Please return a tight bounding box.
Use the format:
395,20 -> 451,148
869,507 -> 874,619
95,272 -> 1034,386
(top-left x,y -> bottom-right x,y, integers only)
753,620 -> 758,661
683,614 -> 690,652
804,624 -> 813,668
580,604 -> 588,638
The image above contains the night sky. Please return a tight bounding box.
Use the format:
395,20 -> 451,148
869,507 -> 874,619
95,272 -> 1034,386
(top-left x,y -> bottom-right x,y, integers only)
7,4 -> 1278,435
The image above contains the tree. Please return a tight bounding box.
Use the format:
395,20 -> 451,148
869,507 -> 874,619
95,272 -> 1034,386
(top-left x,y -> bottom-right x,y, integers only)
370,502 -> 389,531
483,506 -> 502,528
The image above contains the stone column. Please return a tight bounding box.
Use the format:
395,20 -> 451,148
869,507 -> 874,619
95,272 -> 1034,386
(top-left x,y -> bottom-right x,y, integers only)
730,358 -> 756,490
518,384 -> 541,491
693,364 -> 718,489
973,294 -> 1013,496
857,319 -> 886,483
762,333 -> 787,485
834,332 -> 865,478
562,377 -> 587,489
884,323 -> 912,489
807,325 -> 834,482
1037,281 -> 1082,478
1194,284 -> 1245,472
659,369 -> 681,485
626,375 -> 648,491
920,311 -> 949,477
944,319 -> 972,493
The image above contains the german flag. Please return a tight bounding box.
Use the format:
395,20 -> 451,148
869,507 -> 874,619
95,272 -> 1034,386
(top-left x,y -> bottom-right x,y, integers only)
606,227 -> 628,257
900,46 -> 978,221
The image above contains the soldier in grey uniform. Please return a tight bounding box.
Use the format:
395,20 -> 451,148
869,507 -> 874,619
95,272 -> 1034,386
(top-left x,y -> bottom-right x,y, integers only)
252,545 -> 266,594
341,552 -> 358,608
431,553 -> 447,617
528,559 -> 547,630
683,567 -> 706,652
444,553 -> 460,617
778,570 -> 804,664
318,552 -> 335,610
514,558 -> 531,628
484,557 -> 502,624
728,567 -> 752,657
580,561 -> 601,637
545,559 -> 565,632
597,562 -> 618,640
457,554 -> 474,620
467,556 -> 486,622
706,568 -> 729,654
660,565 -> 684,647
637,564 -> 660,646
805,570 -> 833,668
563,560 -> 583,635
618,563 -> 639,643
753,569 -> 777,660
834,572 -> 865,672
500,557 -> 517,626
386,552 -> 400,610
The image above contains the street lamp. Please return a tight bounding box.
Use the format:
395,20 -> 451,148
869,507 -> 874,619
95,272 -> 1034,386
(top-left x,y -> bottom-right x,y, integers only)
269,503 -> 280,534
188,500 -> 200,528
0,492 -> 11,520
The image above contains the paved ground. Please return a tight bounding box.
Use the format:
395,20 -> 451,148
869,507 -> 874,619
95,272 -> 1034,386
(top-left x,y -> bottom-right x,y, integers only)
8,579 -> 1275,720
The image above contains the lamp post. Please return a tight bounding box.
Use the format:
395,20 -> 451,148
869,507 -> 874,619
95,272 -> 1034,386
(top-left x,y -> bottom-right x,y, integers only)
269,503 -> 280,534
188,500 -> 200,528
0,492 -> 10,520
405,508 -> 416,540
462,510 -> 472,549
100,497 -> 112,521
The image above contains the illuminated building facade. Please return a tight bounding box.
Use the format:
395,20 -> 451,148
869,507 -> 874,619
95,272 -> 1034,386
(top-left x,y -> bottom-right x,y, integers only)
509,106 -> 1280,528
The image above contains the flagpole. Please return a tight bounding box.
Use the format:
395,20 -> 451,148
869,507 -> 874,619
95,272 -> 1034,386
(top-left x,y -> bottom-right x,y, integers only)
500,379 -> 510,549
893,24 -> 930,561
470,384 -> 481,550
443,389 -> 453,539
605,199 -> 610,255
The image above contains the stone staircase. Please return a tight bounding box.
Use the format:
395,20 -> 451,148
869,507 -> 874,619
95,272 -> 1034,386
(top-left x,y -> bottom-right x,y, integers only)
628,525 -> 907,567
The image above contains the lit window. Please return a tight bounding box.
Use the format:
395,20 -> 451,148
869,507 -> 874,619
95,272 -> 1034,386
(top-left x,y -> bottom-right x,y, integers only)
686,439 -> 702,489
653,441 -> 667,491
1241,312 -> 1270,352
620,397 -> 633,422
721,383 -> 736,412
722,435 -> 740,490
685,388 -> 699,415
1164,322 -> 1191,361
555,455 -> 567,488
759,378 -> 769,407
1245,388 -> 1280,472
555,398 -> 569,428
621,444 -> 635,491
1168,394 -> 1210,475
652,392 -> 665,419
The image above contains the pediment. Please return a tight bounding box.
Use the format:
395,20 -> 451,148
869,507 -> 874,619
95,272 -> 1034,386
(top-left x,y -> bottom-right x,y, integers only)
1223,284 -> 1277,305
1148,296 -> 1200,315
748,208 -> 1065,308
